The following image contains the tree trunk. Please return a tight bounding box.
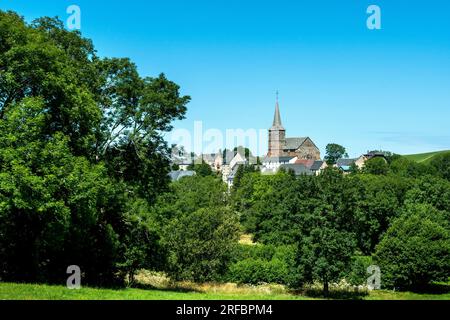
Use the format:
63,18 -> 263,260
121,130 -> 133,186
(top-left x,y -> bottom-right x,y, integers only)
323,281 -> 329,297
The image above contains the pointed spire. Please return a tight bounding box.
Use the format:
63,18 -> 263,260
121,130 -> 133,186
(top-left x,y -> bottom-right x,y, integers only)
271,91 -> 284,130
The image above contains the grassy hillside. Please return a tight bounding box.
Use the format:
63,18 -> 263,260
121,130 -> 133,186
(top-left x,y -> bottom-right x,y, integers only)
403,150 -> 450,163
1,282 -> 449,300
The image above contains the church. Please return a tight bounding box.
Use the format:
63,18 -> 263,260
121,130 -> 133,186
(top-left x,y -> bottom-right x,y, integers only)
267,97 -> 321,161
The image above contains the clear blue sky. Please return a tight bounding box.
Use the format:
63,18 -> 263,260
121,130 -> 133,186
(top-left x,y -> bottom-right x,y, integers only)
2,0 -> 450,157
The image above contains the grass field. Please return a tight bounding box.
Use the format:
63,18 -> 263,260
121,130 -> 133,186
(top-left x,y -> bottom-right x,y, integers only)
403,150 -> 450,163
1,282 -> 449,300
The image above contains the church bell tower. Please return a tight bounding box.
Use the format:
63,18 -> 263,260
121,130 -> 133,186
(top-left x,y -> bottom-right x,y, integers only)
268,93 -> 286,157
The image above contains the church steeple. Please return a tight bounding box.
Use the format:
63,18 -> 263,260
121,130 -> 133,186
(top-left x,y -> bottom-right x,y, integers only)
271,91 -> 284,130
268,91 -> 286,157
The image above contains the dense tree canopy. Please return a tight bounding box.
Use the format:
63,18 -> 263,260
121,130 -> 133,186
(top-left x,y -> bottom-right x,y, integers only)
0,11 -> 189,285
154,176 -> 240,282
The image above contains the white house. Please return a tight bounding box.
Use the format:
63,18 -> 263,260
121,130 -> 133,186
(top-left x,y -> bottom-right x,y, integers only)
261,156 -> 297,172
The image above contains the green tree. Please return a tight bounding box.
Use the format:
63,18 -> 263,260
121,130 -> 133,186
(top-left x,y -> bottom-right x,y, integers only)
0,98 -> 123,284
117,199 -> 165,285
404,176 -> 450,212
188,160 -> 214,177
390,157 -> 435,178
373,204 -> 450,290
232,165 -> 245,192
0,11 -> 188,286
324,143 -> 348,165
162,206 -> 240,282
429,152 -> 450,182
151,176 -> 239,281
344,174 -> 411,254
234,146 -> 251,160
362,157 -> 390,175
293,204 -> 356,295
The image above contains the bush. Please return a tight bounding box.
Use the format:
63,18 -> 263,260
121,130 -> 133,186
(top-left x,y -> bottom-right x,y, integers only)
373,204 -> 450,290
227,258 -> 289,285
346,256 -> 373,286
225,244 -> 296,285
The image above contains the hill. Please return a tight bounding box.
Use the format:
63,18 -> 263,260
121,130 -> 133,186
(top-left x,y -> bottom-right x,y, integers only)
403,150 -> 450,163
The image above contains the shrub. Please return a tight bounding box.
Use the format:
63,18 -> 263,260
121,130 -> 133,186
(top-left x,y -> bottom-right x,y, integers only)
346,256 -> 373,286
226,258 -> 289,285
226,244 -> 296,285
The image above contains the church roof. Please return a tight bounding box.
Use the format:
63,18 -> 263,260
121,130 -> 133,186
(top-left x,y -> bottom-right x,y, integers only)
284,137 -> 308,150
270,100 -> 285,130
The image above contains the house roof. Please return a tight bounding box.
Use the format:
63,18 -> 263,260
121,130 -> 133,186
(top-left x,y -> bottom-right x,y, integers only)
295,159 -> 315,168
364,152 -> 388,159
263,156 -> 296,163
279,164 -> 313,176
310,160 -> 325,171
171,156 -> 192,165
201,153 -> 217,162
336,158 -> 356,167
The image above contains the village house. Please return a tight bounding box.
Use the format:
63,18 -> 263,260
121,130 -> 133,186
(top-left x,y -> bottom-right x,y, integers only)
335,152 -> 388,173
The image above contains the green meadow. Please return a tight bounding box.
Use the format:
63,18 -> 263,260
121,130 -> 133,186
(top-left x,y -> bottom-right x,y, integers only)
403,150 -> 450,163
1,282 -> 449,300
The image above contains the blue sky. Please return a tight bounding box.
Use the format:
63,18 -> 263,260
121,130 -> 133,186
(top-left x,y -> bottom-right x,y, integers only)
2,0 -> 450,157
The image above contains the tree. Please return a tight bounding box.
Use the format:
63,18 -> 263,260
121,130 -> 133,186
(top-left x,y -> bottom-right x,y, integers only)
188,160 -> 214,177
0,14 -> 101,156
0,11 -> 188,286
362,157 -> 389,175
97,63 -> 190,202
116,199 -> 165,285
0,98 -> 124,284
367,150 -> 398,164
232,165 -> 245,192
429,152 -> 450,182
324,144 -> 348,165
234,146 -> 251,160
390,156 -> 435,178
162,207 -> 240,282
344,174 -> 411,254
155,176 -> 239,282
293,204 -> 356,295
373,204 -> 450,290
404,176 -> 450,212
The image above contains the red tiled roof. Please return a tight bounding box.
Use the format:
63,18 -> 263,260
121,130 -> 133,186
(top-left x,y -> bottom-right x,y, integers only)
295,159 -> 315,168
